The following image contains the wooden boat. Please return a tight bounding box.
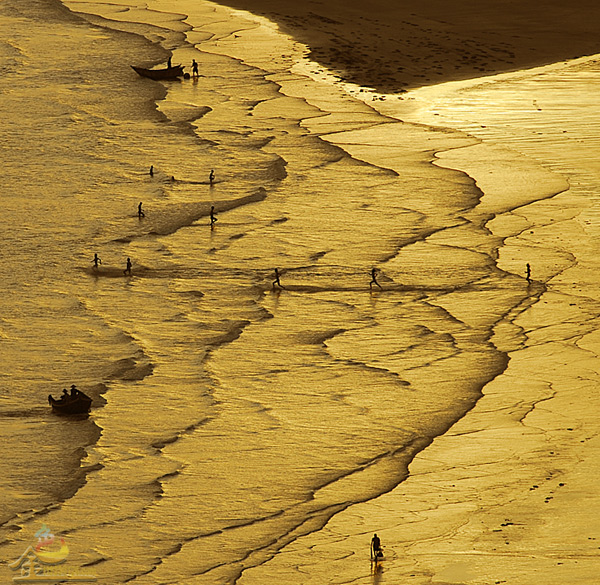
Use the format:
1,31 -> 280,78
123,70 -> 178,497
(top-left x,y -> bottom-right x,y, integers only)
48,391 -> 92,415
131,65 -> 184,80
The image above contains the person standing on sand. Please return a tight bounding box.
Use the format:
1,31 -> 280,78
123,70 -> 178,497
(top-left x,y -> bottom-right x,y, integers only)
138,202 -> 145,218
272,268 -> 284,290
526,262 -> 532,283
124,257 -> 132,276
192,59 -> 199,78
369,267 -> 382,290
210,205 -> 217,226
371,533 -> 383,560
92,253 -> 101,270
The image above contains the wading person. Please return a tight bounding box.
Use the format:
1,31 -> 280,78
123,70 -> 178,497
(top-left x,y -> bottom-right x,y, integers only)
210,205 -> 217,226
92,253 -> 101,270
369,267 -> 382,291
138,202 -> 145,218
272,267 -> 284,290
124,257 -> 132,276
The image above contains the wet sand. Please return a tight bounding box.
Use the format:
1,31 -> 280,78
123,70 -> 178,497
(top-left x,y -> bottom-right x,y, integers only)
198,2 -> 600,583
238,132 -> 600,583
3,1 -> 597,583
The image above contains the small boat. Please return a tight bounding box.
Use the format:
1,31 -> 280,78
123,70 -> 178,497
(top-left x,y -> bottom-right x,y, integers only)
131,65 -> 184,80
48,390 -> 92,415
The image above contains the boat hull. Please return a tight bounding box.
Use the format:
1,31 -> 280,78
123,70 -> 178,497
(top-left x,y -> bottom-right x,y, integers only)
48,393 -> 92,415
131,65 -> 184,80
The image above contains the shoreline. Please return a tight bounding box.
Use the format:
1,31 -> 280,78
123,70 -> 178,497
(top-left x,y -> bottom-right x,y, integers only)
211,0 -> 600,92
37,1 -> 599,583
185,3 -> 600,583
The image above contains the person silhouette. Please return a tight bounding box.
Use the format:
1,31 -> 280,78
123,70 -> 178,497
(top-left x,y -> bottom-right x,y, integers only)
526,263 -> 532,283
124,257 -> 132,276
167,56 -> 172,68
149,165 -> 154,177
210,205 -> 217,226
209,169 -> 215,185
192,59 -> 199,78
92,253 -> 101,270
371,533 -> 383,560
138,202 -> 145,218
369,267 -> 382,290
272,268 -> 284,290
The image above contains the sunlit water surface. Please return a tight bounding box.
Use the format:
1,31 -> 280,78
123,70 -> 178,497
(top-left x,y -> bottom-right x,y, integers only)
2,1 -> 595,584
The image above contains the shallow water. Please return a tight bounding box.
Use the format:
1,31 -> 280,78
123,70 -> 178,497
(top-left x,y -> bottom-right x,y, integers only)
0,1 -> 585,583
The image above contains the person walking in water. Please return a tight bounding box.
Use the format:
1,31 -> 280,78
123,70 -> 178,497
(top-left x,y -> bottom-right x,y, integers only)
149,165 -> 154,177
209,169 -> 215,185
272,268 -> 284,290
124,257 -> 132,276
192,59 -> 199,78
369,267 -> 382,291
371,533 -> 383,561
138,202 -> 145,218
210,205 -> 217,226
92,253 -> 101,270
526,263 -> 532,283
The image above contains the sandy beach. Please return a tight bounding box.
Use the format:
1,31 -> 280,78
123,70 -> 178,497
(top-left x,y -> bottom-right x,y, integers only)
215,0 -> 600,92
2,1 -> 600,584
197,1 -> 600,582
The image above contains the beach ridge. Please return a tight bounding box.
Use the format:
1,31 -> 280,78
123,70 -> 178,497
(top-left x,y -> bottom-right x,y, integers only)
212,0 -> 600,92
